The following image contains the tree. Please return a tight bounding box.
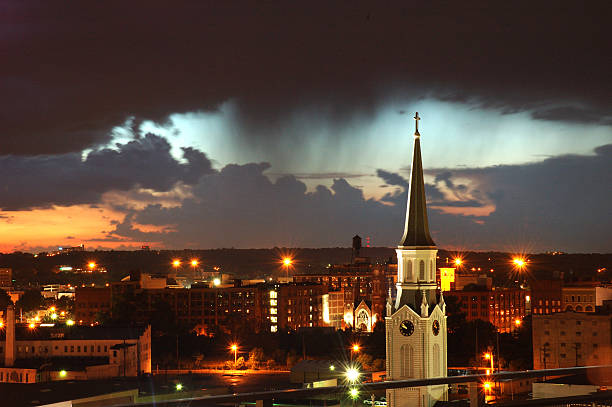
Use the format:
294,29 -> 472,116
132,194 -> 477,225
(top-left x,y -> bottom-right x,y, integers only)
16,289 -> 44,312
0,289 -> 12,311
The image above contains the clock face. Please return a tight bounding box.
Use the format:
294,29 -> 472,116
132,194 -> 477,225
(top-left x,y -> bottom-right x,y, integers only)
399,320 -> 414,336
432,320 -> 440,336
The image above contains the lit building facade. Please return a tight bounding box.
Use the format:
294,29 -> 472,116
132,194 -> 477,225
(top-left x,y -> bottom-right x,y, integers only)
533,311 -> 612,370
0,306 -> 151,383
446,287 -> 529,333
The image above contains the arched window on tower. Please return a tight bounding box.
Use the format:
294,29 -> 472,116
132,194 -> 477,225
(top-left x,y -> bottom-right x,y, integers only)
400,344 -> 414,377
430,260 -> 434,281
406,260 -> 413,281
433,344 -> 440,377
419,260 -> 425,280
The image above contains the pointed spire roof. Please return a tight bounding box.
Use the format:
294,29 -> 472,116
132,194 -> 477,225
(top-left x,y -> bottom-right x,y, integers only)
399,112 -> 436,248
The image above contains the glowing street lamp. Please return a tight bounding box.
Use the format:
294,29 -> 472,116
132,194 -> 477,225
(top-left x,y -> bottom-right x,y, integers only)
230,343 -> 238,364
213,278 -> 221,286
28,323 -> 36,329
454,258 -> 463,267
484,352 -> 494,372
50,313 -> 58,320
59,370 -> 67,378
191,259 -> 199,267
282,257 -> 293,278
329,364 -> 335,371
512,257 -> 526,269
172,259 -> 181,268
66,319 -> 75,326
349,387 -> 359,399
345,367 -> 360,384
351,343 -> 360,361
175,383 -> 183,391
483,381 -> 492,393
514,318 -> 522,327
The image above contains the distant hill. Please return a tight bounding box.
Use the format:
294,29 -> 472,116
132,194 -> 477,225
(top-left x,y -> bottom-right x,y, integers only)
0,248 -> 610,288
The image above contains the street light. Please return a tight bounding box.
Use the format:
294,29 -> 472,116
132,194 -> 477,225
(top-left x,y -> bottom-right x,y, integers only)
172,259 -> 181,268
454,258 -> 463,267
191,259 -> 199,267
484,352 -> 494,372
351,343 -> 360,361
282,257 -> 293,278
88,262 -> 96,270
349,387 -> 359,399
345,367 -> 360,383
230,344 -> 238,364
512,257 -> 526,269
175,383 -> 183,391
514,318 -> 522,327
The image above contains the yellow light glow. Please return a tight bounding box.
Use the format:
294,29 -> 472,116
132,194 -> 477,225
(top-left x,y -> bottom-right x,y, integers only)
213,278 -> 221,286
515,318 -> 522,326
49,306 -> 56,312
345,367 -> 360,383
484,353 -> 491,360
175,383 -> 183,391
28,323 -> 36,329
172,259 -> 181,267
512,257 -> 526,268
454,258 -> 463,266
352,344 -> 360,352
59,370 -> 67,378
349,387 -> 359,399
483,381 -> 491,390
329,364 -> 335,371
283,257 -> 292,266
0,321 -> 4,328
486,369 -> 490,375
51,313 -> 58,320
88,262 -> 96,269
191,259 -> 199,267
231,344 -> 238,351
66,319 -> 75,326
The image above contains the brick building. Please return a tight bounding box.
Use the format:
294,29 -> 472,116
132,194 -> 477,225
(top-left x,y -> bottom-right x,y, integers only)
1,306 -> 151,382
532,311 -> 612,370
446,287 -> 529,333
293,261 -> 396,330
75,286 -> 111,324
530,278 -> 563,315
75,276 -> 328,335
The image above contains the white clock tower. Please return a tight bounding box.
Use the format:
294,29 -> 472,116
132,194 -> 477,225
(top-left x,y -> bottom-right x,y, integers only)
385,113 -> 447,407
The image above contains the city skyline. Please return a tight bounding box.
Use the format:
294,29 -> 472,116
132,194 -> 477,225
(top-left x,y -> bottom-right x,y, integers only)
1,2 -> 611,253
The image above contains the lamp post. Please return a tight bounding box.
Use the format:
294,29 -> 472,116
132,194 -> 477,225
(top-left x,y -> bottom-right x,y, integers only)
231,344 -> 238,365
283,258 -> 292,279
351,344 -> 360,361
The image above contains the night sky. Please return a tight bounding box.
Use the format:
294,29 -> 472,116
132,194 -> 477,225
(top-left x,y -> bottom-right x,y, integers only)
1,2 -> 611,253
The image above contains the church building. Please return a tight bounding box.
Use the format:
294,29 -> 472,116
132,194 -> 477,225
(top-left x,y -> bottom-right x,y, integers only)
385,113 -> 448,407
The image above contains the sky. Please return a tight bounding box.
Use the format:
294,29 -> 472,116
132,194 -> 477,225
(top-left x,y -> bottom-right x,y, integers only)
0,1 -> 611,253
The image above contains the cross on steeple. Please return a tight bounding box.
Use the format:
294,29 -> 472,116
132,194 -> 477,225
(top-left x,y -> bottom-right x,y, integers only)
414,112 -> 420,136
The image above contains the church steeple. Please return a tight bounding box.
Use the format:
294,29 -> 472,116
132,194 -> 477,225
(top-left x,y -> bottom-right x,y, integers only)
399,112 -> 436,248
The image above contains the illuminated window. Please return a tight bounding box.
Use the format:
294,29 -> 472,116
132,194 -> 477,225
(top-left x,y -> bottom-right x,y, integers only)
270,299 -> 277,306
270,325 -> 277,332
270,290 -> 277,299
271,316 -> 277,323
270,308 -> 277,315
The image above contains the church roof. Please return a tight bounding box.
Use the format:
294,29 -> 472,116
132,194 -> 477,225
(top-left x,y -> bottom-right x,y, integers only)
398,112 -> 436,248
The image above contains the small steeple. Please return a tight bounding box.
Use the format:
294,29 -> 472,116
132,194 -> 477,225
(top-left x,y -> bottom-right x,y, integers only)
420,290 -> 429,317
399,112 -> 436,248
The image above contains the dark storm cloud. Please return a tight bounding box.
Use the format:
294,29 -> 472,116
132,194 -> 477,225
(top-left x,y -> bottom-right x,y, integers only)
2,1 -> 611,154
0,134 -> 213,210
110,144 -> 612,252
376,169 -> 409,187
